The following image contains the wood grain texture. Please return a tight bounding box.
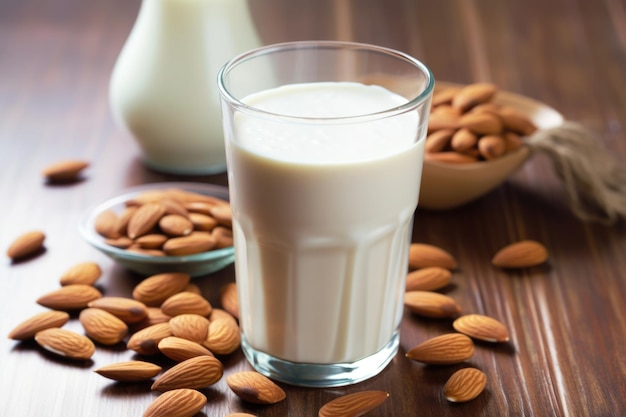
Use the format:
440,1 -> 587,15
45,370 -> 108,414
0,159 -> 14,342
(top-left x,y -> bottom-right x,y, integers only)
1,0 -> 625,416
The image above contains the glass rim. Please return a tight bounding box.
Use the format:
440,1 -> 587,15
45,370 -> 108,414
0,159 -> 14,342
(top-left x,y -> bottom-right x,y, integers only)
217,40 -> 435,124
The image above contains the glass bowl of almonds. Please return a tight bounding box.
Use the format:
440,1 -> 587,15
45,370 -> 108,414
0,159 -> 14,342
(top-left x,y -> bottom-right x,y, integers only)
79,182 -> 235,277
419,82 -> 564,210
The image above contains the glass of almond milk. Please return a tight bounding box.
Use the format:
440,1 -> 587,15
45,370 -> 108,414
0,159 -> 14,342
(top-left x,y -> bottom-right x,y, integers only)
218,41 -> 433,387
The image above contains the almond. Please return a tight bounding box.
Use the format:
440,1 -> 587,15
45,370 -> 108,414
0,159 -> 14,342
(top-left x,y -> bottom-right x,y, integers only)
135,234 -> 169,249
210,308 -> 238,324
159,214 -> 194,237
452,82 -> 497,112
406,333 -> 474,364
425,129 -> 455,153
212,226 -> 234,249
42,159 -> 89,182
183,283 -> 202,295
104,236 -> 133,248
450,128 -> 478,152
37,284 -> 102,311
127,202 -> 166,239
88,296 -> 149,324
160,198 -> 190,217
431,87 -> 460,107
318,390 -> 389,417
427,111 -> 460,133
444,368 -> 487,402
59,261 -> 102,286
405,266 -> 452,292
404,291 -> 461,318
220,282 -> 239,320
8,310 -> 70,340
226,371 -> 286,404
459,112 -> 503,135
453,314 -> 510,342
409,243 -> 457,270
188,212 -> 218,231
162,231 -> 216,256
134,307 -> 171,330
95,209 -> 121,239
161,292 -> 212,317
95,360 -> 162,382
151,356 -> 223,391
478,134 -> 506,160
202,319 -> 240,355
132,272 -> 191,306
158,336 -> 214,362
497,106 -> 537,136
34,328 -> 95,360
127,322 -> 173,355
6,230 -> 46,259
492,240 -> 548,268
79,307 -> 128,345
127,246 -> 167,257
184,201 -> 216,216
168,314 -> 210,342
143,388 -> 207,417
424,151 -> 478,164
209,204 -> 232,228
114,206 -> 138,236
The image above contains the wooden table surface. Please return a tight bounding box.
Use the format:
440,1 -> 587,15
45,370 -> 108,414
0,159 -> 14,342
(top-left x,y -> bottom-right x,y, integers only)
1,0 -> 625,416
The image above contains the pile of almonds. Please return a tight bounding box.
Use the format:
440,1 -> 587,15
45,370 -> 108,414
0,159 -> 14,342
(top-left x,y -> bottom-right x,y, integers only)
426,82 -> 538,164
94,187 -> 233,257
402,239 -> 548,403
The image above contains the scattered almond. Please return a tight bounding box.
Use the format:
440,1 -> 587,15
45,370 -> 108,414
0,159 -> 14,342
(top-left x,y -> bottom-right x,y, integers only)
42,159 -> 89,182
95,361 -> 162,382
88,296 -> 148,324
168,314 -> 210,343
34,328 -> 95,360
158,336 -> 214,362
404,291 -> 461,318
318,390 -> 389,417
453,314 -> 510,343
59,261 -> 102,286
409,243 -> 457,270
226,371 -> 286,404
79,307 -> 128,345
406,266 -> 452,291
8,310 -> 70,340
6,230 -> 46,259
492,240 -> 548,268
406,333 -> 474,365
160,292 -> 212,317
220,282 -> 239,320
151,356 -> 223,391
444,368 -> 487,403
134,307 -> 171,330
132,272 -> 191,306
202,319 -> 241,355
143,388 -> 207,417
127,322 -> 173,355
37,284 -> 102,311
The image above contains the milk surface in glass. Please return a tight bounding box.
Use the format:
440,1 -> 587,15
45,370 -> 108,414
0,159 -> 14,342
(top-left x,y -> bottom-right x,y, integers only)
228,81 -> 424,364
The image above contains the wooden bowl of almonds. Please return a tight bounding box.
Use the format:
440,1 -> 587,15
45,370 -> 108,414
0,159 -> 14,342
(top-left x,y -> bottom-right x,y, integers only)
418,82 -> 564,210
79,182 -> 235,277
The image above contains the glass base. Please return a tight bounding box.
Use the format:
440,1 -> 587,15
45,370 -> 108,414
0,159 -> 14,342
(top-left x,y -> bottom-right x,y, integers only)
240,330 -> 399,388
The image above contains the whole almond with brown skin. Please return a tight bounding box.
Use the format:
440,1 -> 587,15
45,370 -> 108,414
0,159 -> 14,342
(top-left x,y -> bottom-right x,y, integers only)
114,206 -> 138,236
132,272 -> 191,306
135,234 -> 169,249
406,333 -> 474,365
452,82 -> 497,112
95,210 -> 121,239
104,236 -> 133,248
425,128 -> 455,153
202,318 -> 240,355
427,111 -> 460,133
162,231 -> 217,256
210,308 -> 238,325
37,284 -> 102,311
168,314 -> 210,342
209,204 -> 232,228
158,336 -> 214,362
127,322 -> 173,355
95,360 -> 162,382
459,112 -> 503,135
188,212 -> 218,231
212,226 -> 234,249
42,159 -> 89,182
134,307 -> 171,330
8,310 -> 70,340
159,214 -> 194,237
127,202 -> 166,239
409,243 -> 457,270
406,266 -> 452,292
34,328 -> 95,360
151,356 -> 223,391
451,128 -> 478,152
143,388 -> 207,417
444,367 -> 487,403
453,314 -> 510,342
161,292 -> 212,317
425,151 -> 478,164
79,307 -> 128,345
431,87 -> 460,107
404,291 -> 461,318
6,230 -> 46,259
59,261 -> 102,286
220,282 -> 239,320
127,246 -> 167,257
88,296 -> 148,323
492,240 -> 548,268
318,390 -> 389,417
226,371 -> 286,404
478,135 -> 506,160
160,198 -> 190,217
498,106 -> 538,136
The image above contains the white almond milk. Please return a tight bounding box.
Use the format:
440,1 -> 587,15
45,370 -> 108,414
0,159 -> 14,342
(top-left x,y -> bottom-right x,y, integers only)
228,82 -> 424,364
